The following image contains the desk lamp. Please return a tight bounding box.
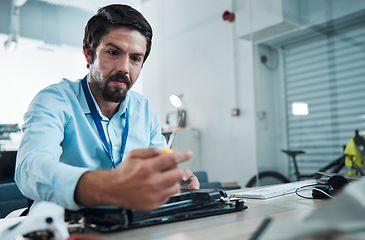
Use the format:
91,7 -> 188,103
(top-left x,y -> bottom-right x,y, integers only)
169,94 -> 185,128
163,95 -> 184,153
170,94 -> 182,108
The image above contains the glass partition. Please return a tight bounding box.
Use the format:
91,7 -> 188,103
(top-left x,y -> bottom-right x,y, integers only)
250,0 -> 365,185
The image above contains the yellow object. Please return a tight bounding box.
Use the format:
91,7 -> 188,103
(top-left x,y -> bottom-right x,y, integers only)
344,137 -> 363,175
162,148 -> 174,153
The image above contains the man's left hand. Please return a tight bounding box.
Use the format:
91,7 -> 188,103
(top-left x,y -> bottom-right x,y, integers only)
180,169 -> 200,189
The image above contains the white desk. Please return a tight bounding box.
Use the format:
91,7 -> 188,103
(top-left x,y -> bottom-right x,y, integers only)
4,180 -> 361,240
79,181 -> 327,240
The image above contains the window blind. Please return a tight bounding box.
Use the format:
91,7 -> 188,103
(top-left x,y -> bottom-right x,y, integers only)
282,20 -> 365,180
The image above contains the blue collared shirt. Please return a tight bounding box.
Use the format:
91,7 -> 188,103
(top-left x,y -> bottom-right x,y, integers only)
15,78 -> 167,210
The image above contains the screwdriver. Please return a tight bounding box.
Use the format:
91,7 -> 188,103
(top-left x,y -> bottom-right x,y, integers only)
162,112 -> 192,188
162,110 -> 181,153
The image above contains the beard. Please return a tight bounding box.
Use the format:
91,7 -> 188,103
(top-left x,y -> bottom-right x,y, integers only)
91,71 -> 132,103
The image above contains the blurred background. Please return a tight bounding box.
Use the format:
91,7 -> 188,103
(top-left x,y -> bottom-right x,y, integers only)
0,0 -> 364,188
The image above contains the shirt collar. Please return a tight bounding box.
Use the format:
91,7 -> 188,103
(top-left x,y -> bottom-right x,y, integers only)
118,94 -> 129,116
80,78 -> 90,115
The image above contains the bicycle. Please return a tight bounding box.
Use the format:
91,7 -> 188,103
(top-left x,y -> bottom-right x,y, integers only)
246,130 -> 365,187
246,149 -> 347,187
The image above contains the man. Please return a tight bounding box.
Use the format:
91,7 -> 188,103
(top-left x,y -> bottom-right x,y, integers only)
15,4 -> 199,211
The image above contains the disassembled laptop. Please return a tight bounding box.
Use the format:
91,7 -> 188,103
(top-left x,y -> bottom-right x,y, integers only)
1,189 -> 246,240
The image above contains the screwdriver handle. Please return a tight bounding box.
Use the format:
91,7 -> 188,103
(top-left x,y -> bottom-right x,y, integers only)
162,148 -> 174,153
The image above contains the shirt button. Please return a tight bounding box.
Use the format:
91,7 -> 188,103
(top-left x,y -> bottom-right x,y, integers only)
113,146 -> 118,151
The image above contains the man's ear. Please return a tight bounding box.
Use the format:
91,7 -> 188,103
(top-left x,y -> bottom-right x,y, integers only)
83,46 -> 93,65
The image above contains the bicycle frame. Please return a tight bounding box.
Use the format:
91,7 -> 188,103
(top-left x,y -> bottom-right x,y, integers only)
292,153 -> 346,181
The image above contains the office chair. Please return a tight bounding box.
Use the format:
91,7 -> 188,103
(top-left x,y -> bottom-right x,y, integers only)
0,182 -> 28,218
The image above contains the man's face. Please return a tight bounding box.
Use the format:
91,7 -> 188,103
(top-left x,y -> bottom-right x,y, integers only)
85,27 -> 147,102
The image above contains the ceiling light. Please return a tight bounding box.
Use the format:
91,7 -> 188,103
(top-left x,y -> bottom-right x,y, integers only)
292,102 -> 308,116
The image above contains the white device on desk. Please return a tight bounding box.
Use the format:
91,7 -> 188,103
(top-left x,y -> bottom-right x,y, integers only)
233,181 -> 310,199
0,202 -> 69,240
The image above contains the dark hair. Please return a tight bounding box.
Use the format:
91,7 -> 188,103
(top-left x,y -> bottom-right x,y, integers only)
83,4 -> 153,67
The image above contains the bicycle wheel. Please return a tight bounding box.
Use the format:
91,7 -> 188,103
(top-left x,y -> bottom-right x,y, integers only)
246,171 -> 290,188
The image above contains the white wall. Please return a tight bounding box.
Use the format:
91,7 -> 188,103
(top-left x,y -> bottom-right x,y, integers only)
0,34 -> 88,149
141,0 -> 258,187
0,34 -> 86,125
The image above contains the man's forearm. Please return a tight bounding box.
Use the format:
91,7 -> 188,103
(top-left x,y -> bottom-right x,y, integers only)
73,149 -> 192,211
74,170 -> 117,207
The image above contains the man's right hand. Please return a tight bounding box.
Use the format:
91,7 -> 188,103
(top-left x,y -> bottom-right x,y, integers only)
74,148 -> 192,210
